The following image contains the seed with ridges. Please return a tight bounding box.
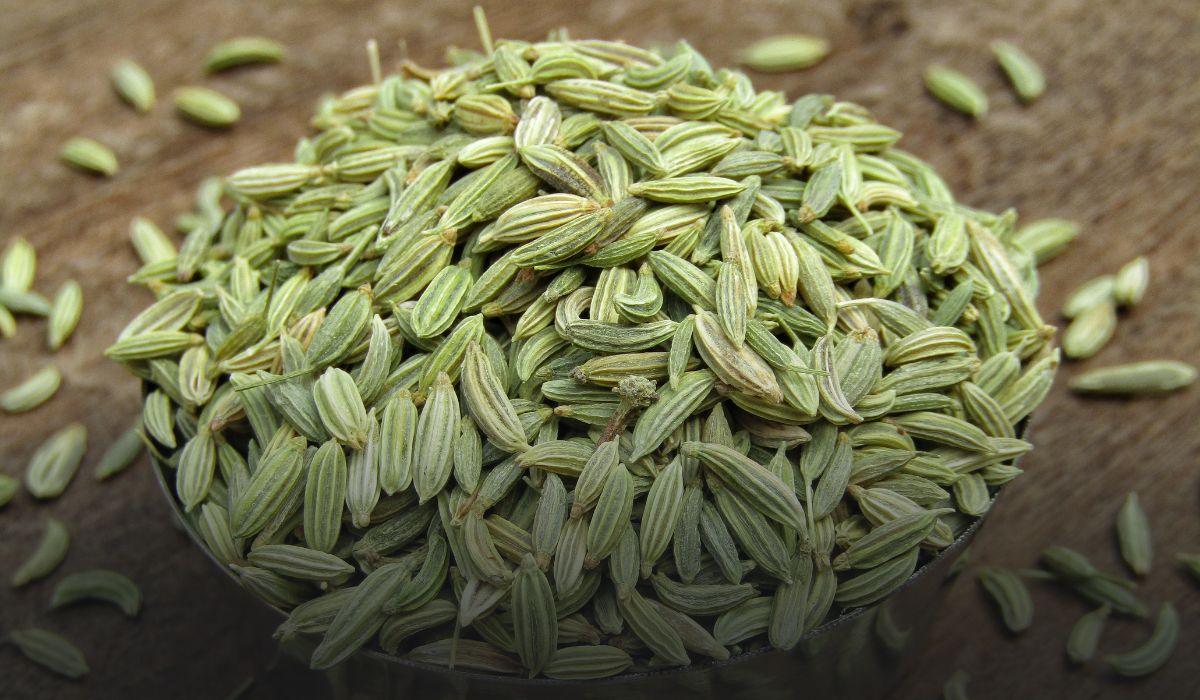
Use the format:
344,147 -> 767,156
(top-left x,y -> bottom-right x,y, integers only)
205,36 -> 285,72
12,517 -> 70,587
9,628 -> 89,679
60,137 -> 118,176
1116,492 -> 1152,576
738,34 -> 830,72
1,366 -> 61,414
1066,605 -> 1109,664
924,65 -> 988,118
174,86 -> 241,127
1070,360 -> 1196,396
1105,602 -> 1178,677
977,566 -> 1033,633
49,569 -> 142,617
25,423 -> 87,499
991,41 -> 1045,102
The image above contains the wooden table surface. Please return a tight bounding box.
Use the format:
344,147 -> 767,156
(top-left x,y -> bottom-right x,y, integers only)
1,0 -> 1197,698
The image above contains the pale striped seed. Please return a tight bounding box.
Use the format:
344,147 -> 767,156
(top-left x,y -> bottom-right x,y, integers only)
248,544 -> 353,583
49,569 -> 141,617
517,440 -> 594,477
713,596 -> 772,646
9,628 -> 89,679
617,589 -> 690,666
0,287 -> 52,316
531,472 -> 567,569
310,562 -> 411,669
978,566 -> 1033,632
176,429 -> 216,512
892,411 -> 994,453
1062,301 -> 1116,359
408,638 -> 523,674
811,432 -> 852,519
924,65 -> 988,118
453,416 -> 484,493
571,440 -> 618,518
699,497 -> 743,584
313,367 -> 370,449
683,441 -> 807,534
1,236 -> 36,293
1042,545 -> 1138,588
667,314 -> 695,390
1116,492 -> 1152,576
554,514 -> 589,596
1066,605 -> 1110,664
666,484 -> 702,586
110,59 -> 155,111
512,554 -> 558,675
25,422 -> 87,499
1112,256 -> 1149,307
1072,576 -> 1149,618
768,552 -> 813,650
1105,603 -> 1178,677
1062,275 -> 1116,318
1,366 -> 61,413
1014,218 -> 1078,264
345,409 -> 381,528
514,96 -> 561,149
141,389 -> 175,449
630,370 -> 714,461
545,79 -> 657,118
376,392 -> 415,497
833,547 -> 919,607
412,373 -> 459,503
638,457 -> 684,574
231,437 -> 305,538
991,41 -> 1045,102
738,34 -> 830,72
1070,360 -> 1196,395
174,86 -> 241,127
60,137 -> 118,176
814,334 -> 862,424
379,599 -> 458,654
12,517 -> 70,587
709,478 -> 792,582
585,463 -> 634,567
303,439 -> 347,553
694,311 -> 782,403
205,36 -> 285,72
833,509 -> 953,570
804,563 -> 837,631
647,250 -> 715,309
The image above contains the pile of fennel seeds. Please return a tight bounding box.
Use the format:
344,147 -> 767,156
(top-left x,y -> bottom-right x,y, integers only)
107,33 -> 1058,678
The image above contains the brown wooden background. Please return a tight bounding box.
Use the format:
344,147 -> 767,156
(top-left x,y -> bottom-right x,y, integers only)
1,1 -> 1198,698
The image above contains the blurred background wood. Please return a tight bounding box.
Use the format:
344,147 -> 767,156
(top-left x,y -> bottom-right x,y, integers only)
1,0 -> 1197,697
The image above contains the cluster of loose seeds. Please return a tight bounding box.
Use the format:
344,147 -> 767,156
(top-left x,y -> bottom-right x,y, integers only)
97,26 -> 1075,678
950,490 -> 1190,696
60,36 -> 283,177
1,34 -> 284,684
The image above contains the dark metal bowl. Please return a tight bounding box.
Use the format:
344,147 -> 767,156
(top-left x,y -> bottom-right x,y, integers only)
152,442 -> 993,700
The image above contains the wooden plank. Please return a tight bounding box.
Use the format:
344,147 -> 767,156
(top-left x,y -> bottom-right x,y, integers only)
1,1 -> 1196,698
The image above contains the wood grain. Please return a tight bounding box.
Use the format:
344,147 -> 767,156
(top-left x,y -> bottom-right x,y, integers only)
1,1 -> 1197,698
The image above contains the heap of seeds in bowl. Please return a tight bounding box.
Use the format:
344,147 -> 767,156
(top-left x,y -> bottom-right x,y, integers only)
108,33 -> 1059,678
